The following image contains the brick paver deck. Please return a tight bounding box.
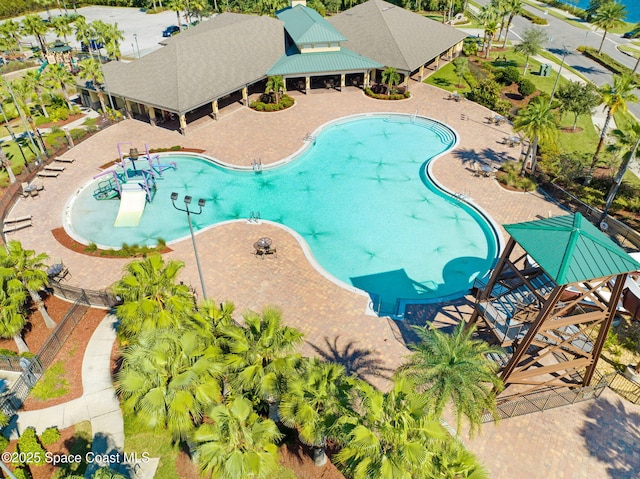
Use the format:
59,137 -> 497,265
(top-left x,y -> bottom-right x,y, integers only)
5,80 -> 639,479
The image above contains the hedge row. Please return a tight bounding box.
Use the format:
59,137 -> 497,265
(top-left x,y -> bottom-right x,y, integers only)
577,46 -> 640,84
250,95 -> 295,112
364,88 -> 411,100
520,9 -> 548,25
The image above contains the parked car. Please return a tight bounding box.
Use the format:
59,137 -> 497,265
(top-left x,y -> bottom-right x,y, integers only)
162,25 -> 180,37
623,28 -> 640,39
81,39 -> 104,52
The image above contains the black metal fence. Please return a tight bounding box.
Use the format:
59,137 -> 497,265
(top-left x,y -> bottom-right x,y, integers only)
483,370 -> 614,422
0,291 -> 92,416
48,279 -> 118,310
608,372 -> 640,405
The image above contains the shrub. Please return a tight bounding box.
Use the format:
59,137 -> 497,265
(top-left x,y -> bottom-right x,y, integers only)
0,349 -> 17,356
462,37 -> 479,56
517,78 -> 536,97
497,66 -> 520,85
16,427 -> 46,466
498,162 -> 538,191
40,427 -> 61,446
250,94 -> 294,112
467,78 -> 502,111
521,9 -> 548,25
170,145 -> 181,151
0,436 -> 8,452
12,465 -> 32,479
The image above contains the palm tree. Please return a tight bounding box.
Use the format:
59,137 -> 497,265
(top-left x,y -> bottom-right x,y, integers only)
381,66 -> 401,95
399,323 -> 503,437
7,78 -> 47,154
483,18 -> 499,59
111,254 -> 199,341
42,64 -> 75,110
78,58 -> 107,113
0,240 -> 56,329
23,70 -> 50,119
593,1 -> 627,54
0,20 -> 22,54
453,57 -> 469,88
279,358 -> 349,466
586,74 -> 638,183
221,306 -> 303,419
0,278 -> 29,353
73,16 -> 96,54
116,328 -> 224,441
477,4 -> 498,56
21,14 -> 49,54
0,146 -> 16,184
50,15 -> 73,44
8,78 -> 47,154
514,100 -> 558,176
501,0 -> 522,48
264,75 -> 285,104
335,375 -> 446,479
430,439 -> 490,479
514,26 -> 547,75
166,0 -> 187,32
600,122 -> 640,223
191,396 -> 282,479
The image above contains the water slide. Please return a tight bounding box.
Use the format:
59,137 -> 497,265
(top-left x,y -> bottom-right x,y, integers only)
113,183 -> 147,227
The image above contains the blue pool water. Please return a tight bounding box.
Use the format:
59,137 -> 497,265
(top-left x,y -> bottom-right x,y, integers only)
69,115 -> 499,313
560,0 -> 639,23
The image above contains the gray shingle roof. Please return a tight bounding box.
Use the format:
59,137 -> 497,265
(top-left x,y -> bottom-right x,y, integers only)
328,0 -> 467,73
103,13 -> 284,114
277,4 -> 347,45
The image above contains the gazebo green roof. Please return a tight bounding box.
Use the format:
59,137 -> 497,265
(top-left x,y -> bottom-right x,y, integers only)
504,213 -> 640,285
277,4 -> 346,45
267,46 -> 382,76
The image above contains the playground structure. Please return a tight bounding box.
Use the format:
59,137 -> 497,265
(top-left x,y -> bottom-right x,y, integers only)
92,143 -> 177,227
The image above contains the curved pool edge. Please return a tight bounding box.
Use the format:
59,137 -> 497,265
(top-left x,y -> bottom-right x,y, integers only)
63,114 -> 502,318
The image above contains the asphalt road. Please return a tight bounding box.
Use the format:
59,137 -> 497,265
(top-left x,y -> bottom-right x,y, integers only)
473,0 -> 640,119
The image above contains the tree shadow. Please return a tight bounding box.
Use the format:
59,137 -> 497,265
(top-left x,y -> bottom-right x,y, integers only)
85,431 -> 135,478
431,77 -> 452,87
452,147 -> 514,169
308,336 -> 394,381
579,396 -> 640,479
573,65 -> 607,75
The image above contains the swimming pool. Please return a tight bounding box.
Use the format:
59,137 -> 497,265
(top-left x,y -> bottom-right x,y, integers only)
67,114 -> 499,313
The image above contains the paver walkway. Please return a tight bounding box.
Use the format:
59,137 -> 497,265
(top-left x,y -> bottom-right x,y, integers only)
4,81 -> 640,478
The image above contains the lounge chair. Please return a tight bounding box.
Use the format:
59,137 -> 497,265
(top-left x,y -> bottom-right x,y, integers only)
55,157 -> 75,163
4,215 -> 32,225
3,216 -> 32,233
37,171 -> 59,178
44,165 -> 65,172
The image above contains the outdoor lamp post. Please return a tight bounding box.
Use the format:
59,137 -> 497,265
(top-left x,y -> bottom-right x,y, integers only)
548,45 -> 569,107
170,192 -> 208,301
133,33 -> 140,58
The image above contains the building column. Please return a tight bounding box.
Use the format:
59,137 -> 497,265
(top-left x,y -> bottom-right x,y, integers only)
147,105 -> 156,126
364,70 -> 370,88
125,99 -> 133,119
242,87 -> 248,106
418,64 -> 425,82
211,99 -> 219,120
403,73 -> 410,92
305,76 -> 310,94
179,114 -> 187,135
435,56 -> 440,70
340,73 -> 346,92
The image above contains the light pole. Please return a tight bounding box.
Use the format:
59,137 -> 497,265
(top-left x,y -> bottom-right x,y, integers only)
170,192 -> 208,301
133,33 -> 140,58
548,46 -> 569,107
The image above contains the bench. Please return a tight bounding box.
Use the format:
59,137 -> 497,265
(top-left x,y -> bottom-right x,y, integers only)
37,171 -> 59,178
55,157 -> 75,163
44,165 -> 65,172
3,217 -> 32,233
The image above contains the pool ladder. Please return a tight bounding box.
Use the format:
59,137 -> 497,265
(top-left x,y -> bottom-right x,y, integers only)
248,211 -> 261,223
251,158 -> 262,173
453,190 -> 470,201
304,132 -> 316,142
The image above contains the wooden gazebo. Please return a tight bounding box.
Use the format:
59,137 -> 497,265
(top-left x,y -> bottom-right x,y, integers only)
469,213 -> 640,398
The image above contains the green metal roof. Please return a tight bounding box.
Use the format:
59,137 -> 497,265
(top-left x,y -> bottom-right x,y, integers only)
504,213 -> 640,285
277,4 -> 346,45
267,47 -> 383,76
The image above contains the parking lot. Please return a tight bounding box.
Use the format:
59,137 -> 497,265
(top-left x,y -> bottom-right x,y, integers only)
16,6 -> 198,59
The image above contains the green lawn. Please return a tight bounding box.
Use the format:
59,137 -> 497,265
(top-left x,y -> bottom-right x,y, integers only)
556,111 -> 599,156
124,414 -> 182,479
425,62 -> 472,93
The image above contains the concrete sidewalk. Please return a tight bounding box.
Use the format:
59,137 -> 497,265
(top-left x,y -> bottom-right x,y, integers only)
9,314 -> 158,479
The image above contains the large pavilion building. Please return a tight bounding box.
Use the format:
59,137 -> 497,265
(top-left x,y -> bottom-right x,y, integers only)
79,0 -> 466,134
